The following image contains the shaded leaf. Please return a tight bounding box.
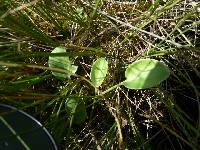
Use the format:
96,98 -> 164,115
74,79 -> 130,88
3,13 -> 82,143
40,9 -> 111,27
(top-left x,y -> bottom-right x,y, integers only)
66,98 -> 87,125
90,58 -> 108,87
48,47 -> 78,80
123,59 -> 170,89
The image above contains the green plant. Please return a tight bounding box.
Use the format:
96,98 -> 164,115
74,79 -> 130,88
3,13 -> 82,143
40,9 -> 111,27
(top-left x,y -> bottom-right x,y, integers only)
48,47 -> 78,80
90,57 -> 108,88
0,0 -> 200,149
47,47 -> 170,125
66,98 -> 87,125
123,59 -> 170,89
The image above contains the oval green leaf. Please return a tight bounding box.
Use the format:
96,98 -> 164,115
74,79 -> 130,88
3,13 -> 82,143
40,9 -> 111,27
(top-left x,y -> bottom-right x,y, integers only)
123,59 -> 170,89
90,58 -> 108,87
66,98 -> 87,125
48,47 -> 78,80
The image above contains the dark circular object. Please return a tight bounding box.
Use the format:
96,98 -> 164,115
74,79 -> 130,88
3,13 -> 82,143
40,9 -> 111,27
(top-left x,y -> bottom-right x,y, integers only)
0,103 -> 57,150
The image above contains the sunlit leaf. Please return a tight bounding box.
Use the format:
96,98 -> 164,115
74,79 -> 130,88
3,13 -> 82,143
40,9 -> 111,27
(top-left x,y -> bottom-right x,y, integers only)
66,98 -> 87,125
123,59 -> 170,89
48,47 -> 78,80
90,58 -> 108,87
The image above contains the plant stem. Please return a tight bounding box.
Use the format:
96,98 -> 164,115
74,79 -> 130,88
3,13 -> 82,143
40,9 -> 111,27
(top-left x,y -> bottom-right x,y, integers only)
100,82 -> 124,96
0,61 -> 97,89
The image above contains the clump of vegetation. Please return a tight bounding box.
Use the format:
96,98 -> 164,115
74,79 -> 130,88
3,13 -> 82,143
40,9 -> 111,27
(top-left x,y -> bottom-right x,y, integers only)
0,0 -> 200,149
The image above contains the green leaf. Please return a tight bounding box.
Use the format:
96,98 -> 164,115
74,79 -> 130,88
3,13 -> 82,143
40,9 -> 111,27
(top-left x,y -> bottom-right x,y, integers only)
48,47 -> 78,80
90,58 -> 108,87
66,98 -> 87,125
123,59 -> 170,89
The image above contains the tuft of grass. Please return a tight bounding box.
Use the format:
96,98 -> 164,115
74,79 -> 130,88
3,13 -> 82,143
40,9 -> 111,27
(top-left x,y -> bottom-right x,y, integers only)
0,0 -> 200,149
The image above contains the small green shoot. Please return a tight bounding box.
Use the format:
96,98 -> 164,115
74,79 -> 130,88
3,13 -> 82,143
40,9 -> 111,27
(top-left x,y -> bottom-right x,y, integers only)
48,47 -> 78,80
66,98 -> 87,125
90,58 -> 108,88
